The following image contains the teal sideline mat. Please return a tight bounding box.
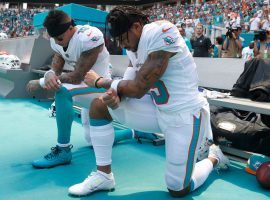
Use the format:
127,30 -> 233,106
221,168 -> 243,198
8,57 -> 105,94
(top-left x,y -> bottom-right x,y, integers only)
0,99 -> 269,200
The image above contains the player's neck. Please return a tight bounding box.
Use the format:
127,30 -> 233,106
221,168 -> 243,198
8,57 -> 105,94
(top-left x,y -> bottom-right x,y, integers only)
70,26 -> 78,37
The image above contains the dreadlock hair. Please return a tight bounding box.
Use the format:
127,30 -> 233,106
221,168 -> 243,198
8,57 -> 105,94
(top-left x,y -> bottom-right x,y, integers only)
43,10 -> 75,37
106,6 -> 149,41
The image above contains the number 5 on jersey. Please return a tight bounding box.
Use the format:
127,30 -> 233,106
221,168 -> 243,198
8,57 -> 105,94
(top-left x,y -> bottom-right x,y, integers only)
150,80 -> 170,105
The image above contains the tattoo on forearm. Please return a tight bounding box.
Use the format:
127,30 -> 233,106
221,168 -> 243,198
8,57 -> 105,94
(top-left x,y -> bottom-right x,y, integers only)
59,45 -> 102,84
118,51 -> 174,98
51,54 -> 65,76
138,51 -> 171,86
59,73 -> 80,84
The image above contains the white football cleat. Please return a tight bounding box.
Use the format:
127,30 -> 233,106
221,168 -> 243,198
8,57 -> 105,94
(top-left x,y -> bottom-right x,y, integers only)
208,144 -> 230,170
68,171 -> 115,196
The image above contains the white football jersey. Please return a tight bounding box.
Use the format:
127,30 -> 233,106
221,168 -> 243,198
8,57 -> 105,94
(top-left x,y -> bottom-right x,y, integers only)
50,25 -> 110,78
126,21 -> 205,112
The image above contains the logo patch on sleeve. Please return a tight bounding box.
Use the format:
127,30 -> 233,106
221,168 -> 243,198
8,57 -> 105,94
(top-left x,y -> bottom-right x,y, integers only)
91,36 -> 101,42
163,36 -> 175,45
77,27 -> 89,34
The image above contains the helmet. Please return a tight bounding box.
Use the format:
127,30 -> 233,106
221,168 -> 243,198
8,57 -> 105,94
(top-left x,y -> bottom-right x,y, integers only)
0,54 -> 21,69
0,32 -> 8,40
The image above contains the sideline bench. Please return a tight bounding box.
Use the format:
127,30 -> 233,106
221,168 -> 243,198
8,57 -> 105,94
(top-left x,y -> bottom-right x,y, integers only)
0,36 -> 53,98
196,57 -> 270,116
196,57 -> 270,159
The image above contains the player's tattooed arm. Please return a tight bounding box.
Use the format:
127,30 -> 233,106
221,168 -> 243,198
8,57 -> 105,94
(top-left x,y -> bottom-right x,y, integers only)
117,50 -> 175,98
51,53 -> 65,76
59,44 -> 102,84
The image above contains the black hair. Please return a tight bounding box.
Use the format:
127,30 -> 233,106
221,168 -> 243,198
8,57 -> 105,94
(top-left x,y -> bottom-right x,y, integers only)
43,10 -> 70,29
43,10 -> 75,37
106,6 -> 149,41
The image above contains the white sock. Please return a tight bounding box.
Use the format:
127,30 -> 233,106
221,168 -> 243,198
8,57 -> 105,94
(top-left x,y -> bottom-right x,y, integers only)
57,143 -> 70,147
90,123 -> 114,166
97,170 -> 113,177
81,108 -> 91,144
191,159 -> 213,191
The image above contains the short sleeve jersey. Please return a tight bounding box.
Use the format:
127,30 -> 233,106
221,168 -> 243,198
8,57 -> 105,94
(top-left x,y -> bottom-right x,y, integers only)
50,25 -> 110,78
126,21 -> 204,112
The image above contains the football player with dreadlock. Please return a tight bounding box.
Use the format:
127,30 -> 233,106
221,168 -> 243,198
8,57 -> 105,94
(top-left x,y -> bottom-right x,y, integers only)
68,6 -> 230,197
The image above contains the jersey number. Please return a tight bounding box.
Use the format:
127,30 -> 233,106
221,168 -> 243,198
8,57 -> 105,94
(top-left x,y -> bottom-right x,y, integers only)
150,80 -> 169,105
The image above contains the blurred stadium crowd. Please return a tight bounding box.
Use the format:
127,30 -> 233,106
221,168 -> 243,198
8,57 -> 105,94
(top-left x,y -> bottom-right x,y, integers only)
1,0 -> 270,59
0,8 -> 47,38
1,0 -> 270,38
144,0 -> 270,33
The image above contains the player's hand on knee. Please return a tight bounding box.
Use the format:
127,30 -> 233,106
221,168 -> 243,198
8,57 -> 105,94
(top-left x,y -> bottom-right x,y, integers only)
26,79 -> 42,92
84,70 -> 99,88
102,88 -> 120,110
44,73 -> 61,91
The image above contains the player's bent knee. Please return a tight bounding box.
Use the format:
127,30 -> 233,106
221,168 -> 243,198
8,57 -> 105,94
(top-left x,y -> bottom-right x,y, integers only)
90,98 -> 105,115
166,175 -> 191,197
90,98 -> 105,111
168,186 -> 191,198
90,98 -> 110,119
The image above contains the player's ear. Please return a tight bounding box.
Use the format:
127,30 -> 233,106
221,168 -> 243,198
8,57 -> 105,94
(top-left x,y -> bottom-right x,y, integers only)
131,22 -> 143,34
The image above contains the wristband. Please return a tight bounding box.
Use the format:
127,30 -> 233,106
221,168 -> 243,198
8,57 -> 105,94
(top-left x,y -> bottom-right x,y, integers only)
110,79 -> 121,93
39,78 -> 46,88
94,76 -> 103,88
44,69 -> 55,78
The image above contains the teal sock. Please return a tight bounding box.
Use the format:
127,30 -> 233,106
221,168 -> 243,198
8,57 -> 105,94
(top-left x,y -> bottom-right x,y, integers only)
55,87 -> 74,144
